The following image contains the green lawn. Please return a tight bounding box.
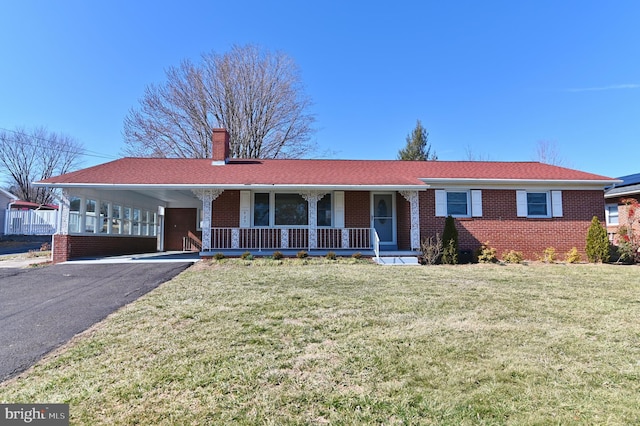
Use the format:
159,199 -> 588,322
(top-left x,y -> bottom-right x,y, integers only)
1,260 -> 639,425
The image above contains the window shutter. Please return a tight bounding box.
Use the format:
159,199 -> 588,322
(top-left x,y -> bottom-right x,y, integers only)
516,190 -> 527,217
471,190 -> 482,217
334,191 -> 345,228
239,190 -> 251,228
551,190 -> 563,217
435,190 -> 447,217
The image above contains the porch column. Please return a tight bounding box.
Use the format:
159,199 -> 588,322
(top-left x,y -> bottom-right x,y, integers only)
192,189 -> 223,251
301,192 -> 327,250
58,190 -> 71,235
400,190 -> 420,250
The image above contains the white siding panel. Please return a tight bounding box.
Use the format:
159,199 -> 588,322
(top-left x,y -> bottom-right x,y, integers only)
551,190 -> 563,217
516,190 -> 528,217
435,190 -> 447,217
239,190 -> 251,228
471,190 -> 482,217
334,191 -> 345,228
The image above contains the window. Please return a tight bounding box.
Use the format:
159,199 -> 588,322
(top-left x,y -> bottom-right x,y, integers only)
253,193 -> 270,226
123,207 -> 132,234
447,192 -> 469,216
100,201 -> 109,233
85,199 -> 97,233
275,193 -> 308,226
318,194 -> 332,226
605,204 -> 619,225
516,190 -> 562,218
133,208 -> 141,235
435,190 -> 481,217
252,192 -> 331,227
69,197 -> 81,233
527,192 -> 548,216
112,205 -> 122,234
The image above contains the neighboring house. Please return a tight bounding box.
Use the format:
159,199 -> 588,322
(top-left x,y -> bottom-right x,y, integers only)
604,173 -> 640,242
0,188 -> 19,236
2,197 -> 58,236
35,129 -> 616,263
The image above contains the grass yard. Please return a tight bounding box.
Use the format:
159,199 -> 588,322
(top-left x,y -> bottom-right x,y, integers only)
1,260 -> 639,425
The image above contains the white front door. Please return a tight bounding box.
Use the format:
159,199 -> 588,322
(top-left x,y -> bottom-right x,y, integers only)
372,193 -> 396,247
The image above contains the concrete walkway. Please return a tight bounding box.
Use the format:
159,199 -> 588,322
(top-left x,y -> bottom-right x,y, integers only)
0,260 -> 193,382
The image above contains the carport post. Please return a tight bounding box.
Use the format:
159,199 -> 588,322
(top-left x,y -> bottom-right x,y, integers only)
192,189 -> 223,252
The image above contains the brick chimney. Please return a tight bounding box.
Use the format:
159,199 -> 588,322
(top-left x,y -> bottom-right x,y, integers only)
212,128 -> 230,165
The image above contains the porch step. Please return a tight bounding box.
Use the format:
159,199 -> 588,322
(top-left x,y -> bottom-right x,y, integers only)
374,256 -> 420,266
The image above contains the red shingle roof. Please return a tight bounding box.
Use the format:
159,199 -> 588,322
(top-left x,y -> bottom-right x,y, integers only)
37,157 -> 614,187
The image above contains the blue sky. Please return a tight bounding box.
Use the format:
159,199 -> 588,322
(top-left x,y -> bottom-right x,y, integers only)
1,1 -> 638,178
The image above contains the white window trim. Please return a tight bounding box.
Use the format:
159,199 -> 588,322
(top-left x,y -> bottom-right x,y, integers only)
435,189 -> 482,218
605,203 -> 619,226
516,190 -> 560,218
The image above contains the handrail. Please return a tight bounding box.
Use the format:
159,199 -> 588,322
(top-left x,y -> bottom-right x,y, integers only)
373,229 -> 380,260
183,231 -> 202,251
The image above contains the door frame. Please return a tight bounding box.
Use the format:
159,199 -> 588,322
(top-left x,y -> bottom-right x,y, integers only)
371,192 -> 397,249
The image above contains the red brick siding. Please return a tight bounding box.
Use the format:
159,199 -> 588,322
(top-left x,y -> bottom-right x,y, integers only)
419,189 -> 605,260
52,234 -> 156,263
345,191 -> 370,228
211,190 -> 240,227
396,193 -> 411,250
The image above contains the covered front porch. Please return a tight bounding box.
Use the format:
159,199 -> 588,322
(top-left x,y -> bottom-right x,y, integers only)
190,188 -> 423,257
49,186 -> 423,262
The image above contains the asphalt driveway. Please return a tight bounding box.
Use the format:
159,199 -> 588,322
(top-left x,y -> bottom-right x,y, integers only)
0,262 -> 192,382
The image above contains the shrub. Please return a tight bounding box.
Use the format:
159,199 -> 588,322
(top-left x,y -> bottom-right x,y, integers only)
542,247 -> 557,263
441,216 -> 458,265
565,247 -> 581,263
325,251 -> 337,260
477,241 -> 497,263
585,216 -> 610,263
502,250 -> 524,264
296,250 -> 308,259
351,252 -> 362,260
272,251 -> 284,260
214,252 -> 225,260
420,233 -> 442,265
240,251 -> 253,260
616,235 -> 636,264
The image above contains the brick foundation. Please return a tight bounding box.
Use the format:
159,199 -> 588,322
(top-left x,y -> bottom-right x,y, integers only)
52,234 -> 157,263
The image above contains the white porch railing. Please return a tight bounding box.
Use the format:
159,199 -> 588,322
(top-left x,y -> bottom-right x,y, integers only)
4,210 -> 58,235
208,227 -> 372,251
373,229 -> 380,260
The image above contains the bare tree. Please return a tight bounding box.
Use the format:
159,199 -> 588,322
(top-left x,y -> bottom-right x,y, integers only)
533,140 -> 567,166
463,145 -> 492,161
123,44 -> 316,159
0,127 -> 84,204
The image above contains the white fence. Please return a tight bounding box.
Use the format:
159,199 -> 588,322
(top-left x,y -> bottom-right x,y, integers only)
3,210 -> 58,235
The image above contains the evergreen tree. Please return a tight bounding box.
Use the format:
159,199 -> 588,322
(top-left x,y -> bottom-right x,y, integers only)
585,216 -> 610,263
397,120 -> 437,161
441,215 -> 458,264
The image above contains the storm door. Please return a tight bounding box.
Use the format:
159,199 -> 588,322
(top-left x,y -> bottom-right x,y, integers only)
372,193 -> 396,247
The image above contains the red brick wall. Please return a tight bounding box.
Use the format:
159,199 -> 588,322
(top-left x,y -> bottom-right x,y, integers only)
396,193 -> 411,250
345,191 -> 370,228
52,234 -> 157,263
419,189 -> 605,260
212,190 -> 240,227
